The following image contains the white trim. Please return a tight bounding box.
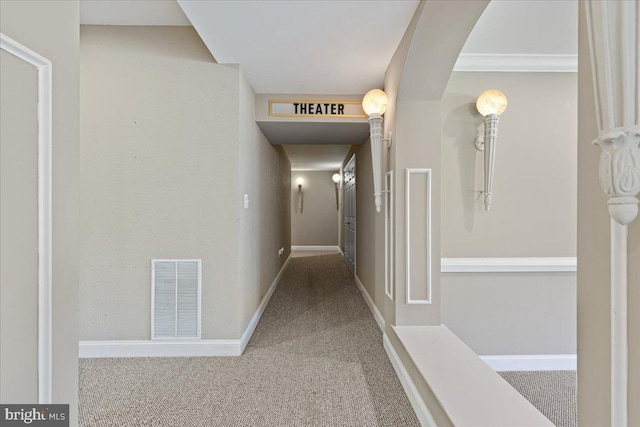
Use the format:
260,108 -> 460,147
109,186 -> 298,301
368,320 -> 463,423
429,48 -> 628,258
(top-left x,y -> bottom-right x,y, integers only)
79,340 -> 242,358
80,255 -> 293,358
480,354 -> 577,371
1,33 -> 53,404
354,275 -> 384,332
291,245 -> 342,253
151,259 -> 202,340
383,333 -> 437,427
441,257 -> 577,273
453,53 -> 578,73
406,169 -> 432,304
239,254 -> 292,352
384,171 -> 394,300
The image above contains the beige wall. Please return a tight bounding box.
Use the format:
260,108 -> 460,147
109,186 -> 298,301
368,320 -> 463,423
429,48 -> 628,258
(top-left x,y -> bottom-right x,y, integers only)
442,273 -> 576,355
576,4 -> 618,425
238,71 -> 291,332
291,170 -> 339,246
440,71 -> 577,355
0,1 -> 80,423
80,26 -> 243,340
442,72 -> 577,257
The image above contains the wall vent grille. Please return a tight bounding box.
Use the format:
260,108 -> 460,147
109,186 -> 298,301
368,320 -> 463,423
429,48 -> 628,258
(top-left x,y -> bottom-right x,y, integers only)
151,259 -> 201,340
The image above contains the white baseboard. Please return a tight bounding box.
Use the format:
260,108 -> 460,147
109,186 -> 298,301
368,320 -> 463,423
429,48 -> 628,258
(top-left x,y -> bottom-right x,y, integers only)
239,254 -> 292,352
441,257 -> 577,273
480,354 -> 577,371
80,255 -> 292,358
354,274 -> 384,332
79,339 -> 242,358
291,245 -> 342,253
383,333 -> 437,427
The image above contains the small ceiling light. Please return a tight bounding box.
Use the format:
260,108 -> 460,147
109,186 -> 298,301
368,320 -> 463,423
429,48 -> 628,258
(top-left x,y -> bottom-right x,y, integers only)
474,89 -> 507,211
362,89 -> 390,213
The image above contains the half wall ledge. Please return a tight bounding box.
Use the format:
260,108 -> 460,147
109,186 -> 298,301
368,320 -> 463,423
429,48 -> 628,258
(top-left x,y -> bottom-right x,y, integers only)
390,325 -> 554,427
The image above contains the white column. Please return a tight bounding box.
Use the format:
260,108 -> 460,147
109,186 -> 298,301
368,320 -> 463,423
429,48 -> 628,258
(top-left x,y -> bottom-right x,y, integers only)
586,1 -> 640,425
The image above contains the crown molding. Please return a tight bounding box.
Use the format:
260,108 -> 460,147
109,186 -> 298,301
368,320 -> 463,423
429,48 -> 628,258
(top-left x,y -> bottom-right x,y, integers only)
454,53 -> 577,73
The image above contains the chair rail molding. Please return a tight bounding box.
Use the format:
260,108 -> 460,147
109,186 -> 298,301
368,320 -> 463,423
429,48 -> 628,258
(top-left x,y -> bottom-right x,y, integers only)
586,1 -> 639,425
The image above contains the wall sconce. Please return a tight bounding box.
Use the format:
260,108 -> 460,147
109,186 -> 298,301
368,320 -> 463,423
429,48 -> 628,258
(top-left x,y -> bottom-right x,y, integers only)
474,89 -> 507,211
332,173 -> 341,211
362,88 -> 390,213
296,177 -> 304,214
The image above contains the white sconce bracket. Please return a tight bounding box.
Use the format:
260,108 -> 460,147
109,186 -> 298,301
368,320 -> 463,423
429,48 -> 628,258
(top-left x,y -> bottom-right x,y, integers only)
474,89 -> 506,212
594,128 -> 640,225
383,131 -> 393,149
362,88 -> 389,214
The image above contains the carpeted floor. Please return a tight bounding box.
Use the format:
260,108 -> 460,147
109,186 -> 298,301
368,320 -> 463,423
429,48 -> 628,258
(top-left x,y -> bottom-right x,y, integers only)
500,370 -> 577,427
79,254 -> 420,427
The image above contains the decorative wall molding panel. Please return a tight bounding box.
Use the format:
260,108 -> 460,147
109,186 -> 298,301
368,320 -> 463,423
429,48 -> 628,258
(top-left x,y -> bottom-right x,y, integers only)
355,275 -> 384,332
384,171 -> 395,300
80,255 -> 292,358
586,1 -> 639,425
1,33 -> 53,404
441,257 -> 577,273
481,354 -> 577,372
406,169 -> 432,304
453,53 -> 578,73
382,334 -> 438,427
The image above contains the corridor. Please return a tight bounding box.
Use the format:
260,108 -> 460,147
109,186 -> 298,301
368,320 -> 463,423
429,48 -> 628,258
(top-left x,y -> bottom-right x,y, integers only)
78,254 -> 419,426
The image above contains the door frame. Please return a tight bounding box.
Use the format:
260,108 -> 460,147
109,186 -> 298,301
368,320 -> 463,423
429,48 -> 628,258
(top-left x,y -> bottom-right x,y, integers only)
343,154 -> 356,275
1,33 -> 53,404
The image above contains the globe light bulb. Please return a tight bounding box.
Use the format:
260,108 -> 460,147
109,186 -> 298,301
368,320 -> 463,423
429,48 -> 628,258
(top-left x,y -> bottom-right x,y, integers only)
332,173 -> 341,184
296,177 -> 304,186
362,89 -> 389,116
476,89 -> 507,116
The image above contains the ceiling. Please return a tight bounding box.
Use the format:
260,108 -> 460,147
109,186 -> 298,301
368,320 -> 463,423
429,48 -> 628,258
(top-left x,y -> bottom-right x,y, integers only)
177,0 -> 420,94
79,0 -> 577,168
283,145 -> 351,171
80,0 -> 190,26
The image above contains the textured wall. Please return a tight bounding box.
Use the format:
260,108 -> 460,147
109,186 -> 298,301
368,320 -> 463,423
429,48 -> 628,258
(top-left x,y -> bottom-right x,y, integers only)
440,71 -> 577,356
441,72 -> 577,258
1,1 -> 80,423
290,170 -> 340,246
80,26 -> 242,340
238,70 -> 291,332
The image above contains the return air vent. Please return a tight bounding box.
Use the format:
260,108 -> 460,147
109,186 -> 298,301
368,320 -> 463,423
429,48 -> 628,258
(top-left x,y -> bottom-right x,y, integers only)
151,259 -> 201,340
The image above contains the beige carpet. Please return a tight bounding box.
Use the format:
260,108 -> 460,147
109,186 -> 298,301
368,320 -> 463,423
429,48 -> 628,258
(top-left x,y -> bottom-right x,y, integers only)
500,370 -> 577,427
79,254 -> 420,426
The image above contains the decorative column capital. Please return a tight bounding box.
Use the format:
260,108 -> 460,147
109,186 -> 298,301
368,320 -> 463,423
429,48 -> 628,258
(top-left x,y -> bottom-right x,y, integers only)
593,127 -> 640,225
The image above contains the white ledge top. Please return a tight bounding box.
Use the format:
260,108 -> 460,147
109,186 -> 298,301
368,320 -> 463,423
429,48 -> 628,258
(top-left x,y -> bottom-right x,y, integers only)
441,257 -> 577,273
392,325 -> 554,427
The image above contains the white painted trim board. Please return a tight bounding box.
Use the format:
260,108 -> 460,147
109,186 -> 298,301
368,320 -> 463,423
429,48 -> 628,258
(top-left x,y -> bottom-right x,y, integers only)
383,334 -> 438,427
441,257 -> 577,273
291,245 -> 342,253
354,275 -> 384,332
1,33 -> 53,404
80,255 -> 292,358
454,53 -> 578,73
481,354 -> 577,371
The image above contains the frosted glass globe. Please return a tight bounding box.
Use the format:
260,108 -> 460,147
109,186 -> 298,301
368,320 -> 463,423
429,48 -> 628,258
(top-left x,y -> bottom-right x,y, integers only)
476,89 -> 507,116
362,89 -> 389,116
296,177 -> 304,186
332,173 -> 341,183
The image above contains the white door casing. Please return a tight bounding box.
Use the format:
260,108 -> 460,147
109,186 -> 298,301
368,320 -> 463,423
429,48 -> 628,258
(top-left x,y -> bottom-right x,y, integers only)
343,154 -> 356,275
0,33 -> 53,404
